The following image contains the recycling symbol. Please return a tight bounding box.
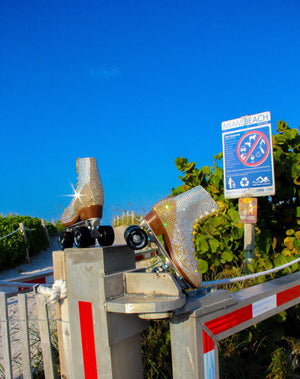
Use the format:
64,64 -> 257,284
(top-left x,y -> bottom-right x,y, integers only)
240,177 -> 249,187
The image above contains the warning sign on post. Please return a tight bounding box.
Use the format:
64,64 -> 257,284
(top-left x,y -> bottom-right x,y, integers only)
222,112 -> 275,199
239,198 -> 257,224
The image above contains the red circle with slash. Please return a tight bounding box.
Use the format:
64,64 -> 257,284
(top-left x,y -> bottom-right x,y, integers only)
237,130 -> 270,167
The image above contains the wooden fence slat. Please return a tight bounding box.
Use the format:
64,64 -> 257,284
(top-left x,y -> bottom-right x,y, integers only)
36,294 -> 57,379
53,250 -> 72,378
18,294 -> 32,379
0,292 -> 13,379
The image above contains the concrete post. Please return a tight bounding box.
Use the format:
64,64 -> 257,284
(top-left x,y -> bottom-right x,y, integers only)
170,313 -> 219,379
53,246 -> 149,379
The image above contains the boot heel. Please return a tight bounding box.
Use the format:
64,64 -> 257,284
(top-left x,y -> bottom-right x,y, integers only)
145,209 -> 173,255
145,210 -> 165,235
145,208 -> 186,281
79,205 -> 103,221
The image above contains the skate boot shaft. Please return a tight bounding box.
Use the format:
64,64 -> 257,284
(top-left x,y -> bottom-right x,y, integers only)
145,186 -> 219,288
61,157 -> 104,227
76,158 -> 104,206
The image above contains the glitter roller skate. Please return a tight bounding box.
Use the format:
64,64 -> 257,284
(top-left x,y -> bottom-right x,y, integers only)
124,186 -> 218,289
58,157 -> 114,249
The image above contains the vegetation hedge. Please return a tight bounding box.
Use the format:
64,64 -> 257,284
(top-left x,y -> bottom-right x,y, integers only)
0,215 -> 58,271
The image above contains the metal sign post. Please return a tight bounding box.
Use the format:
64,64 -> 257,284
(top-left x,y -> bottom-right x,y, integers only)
239,198 -> 257,264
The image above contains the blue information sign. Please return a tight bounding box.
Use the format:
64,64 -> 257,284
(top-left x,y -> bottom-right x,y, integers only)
222,112 -> 275,199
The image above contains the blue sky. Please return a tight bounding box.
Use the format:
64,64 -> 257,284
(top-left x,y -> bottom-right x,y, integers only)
1,0 -> 299,225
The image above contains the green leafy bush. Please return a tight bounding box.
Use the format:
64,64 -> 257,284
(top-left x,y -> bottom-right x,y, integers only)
141,320 -> 172,378
0,215 -> 51,270
54,220 -> 65,233
46,221 -> 59,237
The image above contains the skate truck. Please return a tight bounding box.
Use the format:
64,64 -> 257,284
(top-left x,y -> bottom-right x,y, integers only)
124,185 -> 219,289
58,157 -> 115,249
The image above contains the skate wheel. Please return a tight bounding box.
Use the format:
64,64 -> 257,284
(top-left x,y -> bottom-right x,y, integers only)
124,225 -> 148,250
58,232 -> 73,250
74,227 -> 91,248
97,225 -> 115,246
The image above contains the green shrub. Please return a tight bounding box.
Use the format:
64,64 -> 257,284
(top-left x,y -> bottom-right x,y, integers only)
46,222 -> 59,237
141,320 -> 172,378
0,215 -> 51,270
54,220 -> 65,233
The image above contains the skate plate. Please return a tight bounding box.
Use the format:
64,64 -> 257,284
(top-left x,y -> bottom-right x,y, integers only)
64,217 -> 101,236
59,218 -> 114,249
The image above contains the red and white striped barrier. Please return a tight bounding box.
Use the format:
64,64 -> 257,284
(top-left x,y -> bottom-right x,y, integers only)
135,248 -> 159,262
202,284 -> 300,378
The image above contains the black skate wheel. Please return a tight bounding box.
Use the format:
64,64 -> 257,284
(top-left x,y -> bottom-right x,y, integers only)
58,232 -> 73,250
124,225 -> 148,250
74,227 -> 91,248
123,225 -> 138,235
97,225 -> 115,246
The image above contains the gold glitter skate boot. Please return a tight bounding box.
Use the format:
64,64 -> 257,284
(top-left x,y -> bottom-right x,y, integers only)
144,186 -> 218,288
61,157 -> 104,227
